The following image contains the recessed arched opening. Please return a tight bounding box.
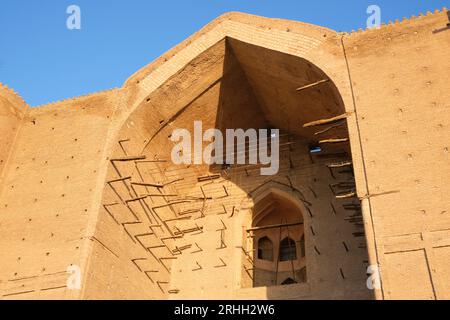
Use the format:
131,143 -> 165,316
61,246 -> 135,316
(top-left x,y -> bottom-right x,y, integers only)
280,237 -> 297,262
249,190 -> 307,288
258,236 -> 274,261
99,34 -> 372,299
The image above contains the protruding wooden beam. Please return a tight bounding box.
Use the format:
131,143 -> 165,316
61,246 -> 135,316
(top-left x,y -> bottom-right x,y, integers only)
336,192 -> 357,199
359,190 -> 400,200
296,79 -> 329,92
327,161 -> 353,168
246,221 -> 303,233
107,176 -> 131,184
197,174 -> 221,182
314,120 -> 346,135
125,196 -> 148,203
303,113 -> 352,128
131,181 -> 164,188
110,155 -> 146,162
319,138 -> 349,144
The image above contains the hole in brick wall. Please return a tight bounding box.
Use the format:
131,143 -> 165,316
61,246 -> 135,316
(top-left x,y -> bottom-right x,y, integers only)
281,278 -> 297,285
309,145 -> 322,154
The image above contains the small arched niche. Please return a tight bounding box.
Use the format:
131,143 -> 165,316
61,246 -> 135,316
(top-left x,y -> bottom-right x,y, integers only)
257,236 -> 274,261
249,189 -> 307,288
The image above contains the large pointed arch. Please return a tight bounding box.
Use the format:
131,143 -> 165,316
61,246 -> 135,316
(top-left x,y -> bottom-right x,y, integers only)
86,12 -> 374,300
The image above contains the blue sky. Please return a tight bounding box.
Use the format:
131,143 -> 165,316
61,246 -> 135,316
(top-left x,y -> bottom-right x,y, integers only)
0,0 -> 448,106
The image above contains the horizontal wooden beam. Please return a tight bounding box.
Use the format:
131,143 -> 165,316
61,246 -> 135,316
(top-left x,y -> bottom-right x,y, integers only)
246,221 -> 303,232
335,192 -> 357,199
319,138 -> 349,144
107,176 -> 131,184
131,181 -> 164,188
110,155 -> 146,162
296,79 -> 329,92
197,174 -> 221,182
303,113 -> 351,128
327,161 -> 353,168
314,120 -> 346,136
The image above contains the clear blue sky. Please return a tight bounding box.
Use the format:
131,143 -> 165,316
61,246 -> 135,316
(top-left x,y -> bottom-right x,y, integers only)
0,0 -> 448,106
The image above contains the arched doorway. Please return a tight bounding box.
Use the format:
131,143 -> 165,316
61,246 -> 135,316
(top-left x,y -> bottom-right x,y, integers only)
250,190 -> 307,288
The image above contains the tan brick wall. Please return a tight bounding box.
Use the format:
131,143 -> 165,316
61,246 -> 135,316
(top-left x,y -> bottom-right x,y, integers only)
1,10 -> 448,300
344,10 -> 450,299
0,84 -> 28,182
0,90 -> 121,299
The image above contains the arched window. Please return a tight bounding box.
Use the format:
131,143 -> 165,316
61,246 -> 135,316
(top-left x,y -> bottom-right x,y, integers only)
279,237 -> 297,262
257,236 -> 273,261
281,278 -> 297,285
300,234 -> 306,258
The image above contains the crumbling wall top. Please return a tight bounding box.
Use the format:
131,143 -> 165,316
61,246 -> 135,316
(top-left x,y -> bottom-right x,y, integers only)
346,7 -> 448,35
0,82 -> 29,114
